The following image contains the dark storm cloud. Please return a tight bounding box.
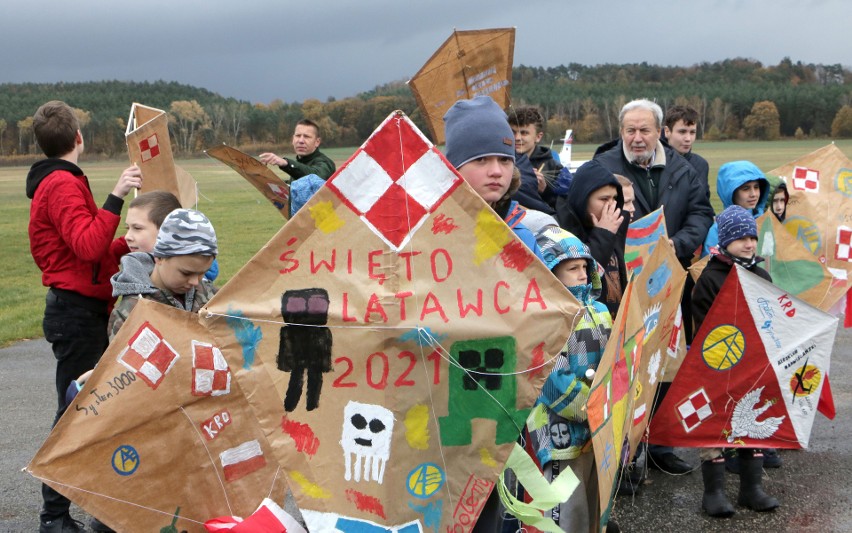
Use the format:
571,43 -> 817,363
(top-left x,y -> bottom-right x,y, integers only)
1,0 -> 848,104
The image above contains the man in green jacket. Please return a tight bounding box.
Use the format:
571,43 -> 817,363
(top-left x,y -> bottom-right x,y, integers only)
260,119 -> 336,180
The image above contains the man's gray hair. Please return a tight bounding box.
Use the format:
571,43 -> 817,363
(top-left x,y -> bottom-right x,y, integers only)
619,99 -> 663,129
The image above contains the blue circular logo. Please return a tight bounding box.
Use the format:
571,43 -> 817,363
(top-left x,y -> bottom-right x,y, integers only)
112,445 -> 140,476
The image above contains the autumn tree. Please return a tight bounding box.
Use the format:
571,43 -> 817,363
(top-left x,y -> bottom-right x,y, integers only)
831,105 -> 852,137
169,100 -> 210,152
743,100 -> 781,140
17,116 -> 33,154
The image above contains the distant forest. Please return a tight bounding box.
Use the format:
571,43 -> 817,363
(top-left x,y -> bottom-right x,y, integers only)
2,58 -> 852,160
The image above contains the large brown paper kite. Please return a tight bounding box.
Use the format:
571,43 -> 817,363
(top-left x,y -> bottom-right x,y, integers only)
625,236 -> 686,457
768,144 -> 852,280
200,111 -> 580,532
624,209 -> 687,383
648,266 -> 837,449
205,144 -> 291,219
28,299 -> 286,532
587,279 -> 644,532
756,212 -> 848,312
126,103 -> 197,207
408,28 -> 515,145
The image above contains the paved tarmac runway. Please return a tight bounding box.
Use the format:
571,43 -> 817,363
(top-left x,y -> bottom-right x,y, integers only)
2,325 -> 851,532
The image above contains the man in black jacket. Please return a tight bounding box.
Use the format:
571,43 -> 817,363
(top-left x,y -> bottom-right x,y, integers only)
596,99 -> 714,479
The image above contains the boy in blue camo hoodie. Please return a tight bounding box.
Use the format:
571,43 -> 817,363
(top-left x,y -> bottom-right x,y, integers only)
527,225 -> 613,532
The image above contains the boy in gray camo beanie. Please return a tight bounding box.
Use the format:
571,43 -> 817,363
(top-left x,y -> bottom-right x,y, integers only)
153,209 -> 218,257
108,209 -> 218,338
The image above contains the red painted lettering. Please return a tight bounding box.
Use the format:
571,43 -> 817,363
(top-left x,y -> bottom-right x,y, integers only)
368,250 -> 386,284
395,291 -> 413,320
364,294 -> 389,323
522,278 -> 547,311
431,248 -> 453,282
420,292 -> 449,323
494,281 -> 511,314
278,237 -> 299,274
399,251 -> 421,281
457,288 -> 484,318
341,293 -> 357,322
310,249 -> 336,273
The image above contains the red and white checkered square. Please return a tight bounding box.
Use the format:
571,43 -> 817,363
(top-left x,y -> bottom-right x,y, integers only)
192,340 -> 231,396
139,134 -> 160,162
792,166 -> 819,192
835,225 -> 852,262
677,388 -> 712,433
326,114 -> 461,250
117,321 -> 179,389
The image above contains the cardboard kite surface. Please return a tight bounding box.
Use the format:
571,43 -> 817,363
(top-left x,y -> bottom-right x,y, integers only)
126,102 -> 197,207
200,111 -> 580,532
206,144 -> 292,219
408,28 -> 515,144
28,299 -> 286,532
587,278 -> 644,531
625,236 -> 687,454
648,265 -> 837,449
768,144 -> 852,278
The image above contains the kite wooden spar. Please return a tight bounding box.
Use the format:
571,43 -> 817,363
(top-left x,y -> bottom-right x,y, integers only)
408,28 -> 515,144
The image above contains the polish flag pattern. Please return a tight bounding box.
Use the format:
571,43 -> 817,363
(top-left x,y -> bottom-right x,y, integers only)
117,321 -> 179,389
220,440 -> 267,482
139,134 -> 160,162
192,340 -> 231,396
792,166 -> 819,192
326,113 -> 462,251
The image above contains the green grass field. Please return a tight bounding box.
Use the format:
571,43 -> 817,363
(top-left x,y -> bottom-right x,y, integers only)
3,139 -> 851,346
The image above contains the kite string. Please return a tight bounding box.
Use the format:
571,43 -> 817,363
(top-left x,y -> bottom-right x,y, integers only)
179,406 -> 234,516
26,474 -> 208,526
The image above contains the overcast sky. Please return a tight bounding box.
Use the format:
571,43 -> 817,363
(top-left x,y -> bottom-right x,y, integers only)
2,0 -> 849,104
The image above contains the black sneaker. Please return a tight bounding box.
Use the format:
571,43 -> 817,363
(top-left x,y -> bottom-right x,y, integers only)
762,448 -> 783,468
648,452 -> 694,474
39,513 -> 84,533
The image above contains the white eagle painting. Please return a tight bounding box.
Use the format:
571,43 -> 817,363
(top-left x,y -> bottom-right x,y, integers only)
727,386 -> 786,443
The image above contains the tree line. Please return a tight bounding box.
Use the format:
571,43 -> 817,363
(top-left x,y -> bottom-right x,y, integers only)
2,57 -> 852,160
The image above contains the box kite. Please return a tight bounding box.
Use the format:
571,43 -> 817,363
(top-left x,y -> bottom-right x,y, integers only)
648,265 -> 837,449
28,299 -> 287,532
126,103 -> 197,207
206,144 -> 292,219
200,110 -> 580,532
409,28 -> 515,144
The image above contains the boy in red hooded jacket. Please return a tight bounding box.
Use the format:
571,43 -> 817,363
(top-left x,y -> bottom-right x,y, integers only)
26,100 -> 142,532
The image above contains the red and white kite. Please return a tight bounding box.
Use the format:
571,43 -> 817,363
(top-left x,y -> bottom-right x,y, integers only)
649,265 -> 837,449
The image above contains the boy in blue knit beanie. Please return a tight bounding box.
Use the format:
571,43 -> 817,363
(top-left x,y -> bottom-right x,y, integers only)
692,204 -> 780,518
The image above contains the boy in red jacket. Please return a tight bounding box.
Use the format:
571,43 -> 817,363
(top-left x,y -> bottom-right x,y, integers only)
26,100 -> 142,532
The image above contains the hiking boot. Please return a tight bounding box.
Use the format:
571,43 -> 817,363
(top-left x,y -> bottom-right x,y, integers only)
701,459 -> 735,517
90,516 -> 117,532
616,462 -> 644,496
39,513 -> 84,533
737,449 -> 780,512
648,451 -> 693,474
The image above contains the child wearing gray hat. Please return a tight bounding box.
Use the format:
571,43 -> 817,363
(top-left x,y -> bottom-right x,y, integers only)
691,205 -> 779,518
443,95 -> 542,259
109,209 -> 218,338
